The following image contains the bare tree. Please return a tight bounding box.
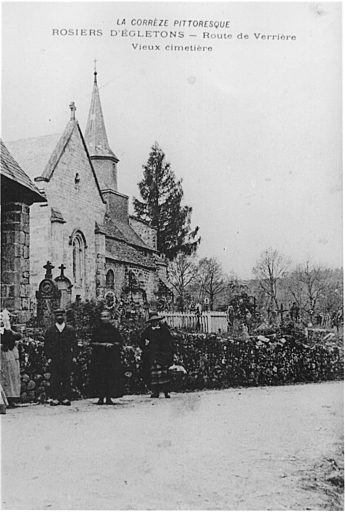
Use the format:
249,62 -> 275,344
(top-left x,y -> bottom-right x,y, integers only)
287,262 -> 341,323
168,253 -> 198,312
216,273 -> 245,309
197,257 -> 226,310
252,248 -> 290,313
319,268 -> 343,318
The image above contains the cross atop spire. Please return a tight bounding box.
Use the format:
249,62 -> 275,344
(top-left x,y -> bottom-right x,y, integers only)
69,102 -> 77,120
93,59 -> 97,82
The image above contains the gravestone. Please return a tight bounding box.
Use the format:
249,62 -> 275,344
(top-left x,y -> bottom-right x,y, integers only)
54,264 -> 73,310
36,261 -> 61,327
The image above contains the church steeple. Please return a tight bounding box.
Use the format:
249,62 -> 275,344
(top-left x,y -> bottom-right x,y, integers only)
85,67 -> 119,192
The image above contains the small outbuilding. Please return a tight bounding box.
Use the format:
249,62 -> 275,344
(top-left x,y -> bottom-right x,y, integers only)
1,139 -> 46,323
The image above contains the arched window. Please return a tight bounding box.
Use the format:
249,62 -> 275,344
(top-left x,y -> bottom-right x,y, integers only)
128,270 -> 138,288
138,272 -> 145,288
72,231 -> 86,287
106,269 -> 114,289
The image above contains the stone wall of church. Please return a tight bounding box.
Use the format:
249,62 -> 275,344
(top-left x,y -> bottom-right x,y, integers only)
104,261 -> 126,300
28,202 -> 51,298
145,268 -> 158,302
91,158 -> 118,191
156,258 -> 169,282
51,219 -> 65,274
30,126 -> 106,302
129,217 -> 157,251
103,190 -> 129,223
95,232 -> 106,297
104,259 -> 158,303
1,202 -> 31,323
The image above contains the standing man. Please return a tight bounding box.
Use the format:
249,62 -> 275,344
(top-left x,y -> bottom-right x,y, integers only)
139,312 -> 174,398
44,309 -> 77,406
89,310 -> 124,405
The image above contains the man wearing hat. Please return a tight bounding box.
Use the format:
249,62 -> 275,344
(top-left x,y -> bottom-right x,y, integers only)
44,309 -> 77,406
139,312 -> 174,398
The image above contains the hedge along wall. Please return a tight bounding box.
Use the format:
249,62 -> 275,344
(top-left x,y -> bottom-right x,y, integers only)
18,321 -> 344,403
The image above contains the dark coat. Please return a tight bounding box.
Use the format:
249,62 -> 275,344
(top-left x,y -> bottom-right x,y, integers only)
45,324 -> 77,367
139,324 -> 174,385
1,329 -> 21,352
44,324 -> 77,400
89,323 -> 124,398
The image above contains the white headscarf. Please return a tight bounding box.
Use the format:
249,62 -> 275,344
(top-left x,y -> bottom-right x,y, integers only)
0,310 -> 11,330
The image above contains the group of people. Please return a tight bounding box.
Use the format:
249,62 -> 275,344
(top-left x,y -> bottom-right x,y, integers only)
0,308 -> 175,412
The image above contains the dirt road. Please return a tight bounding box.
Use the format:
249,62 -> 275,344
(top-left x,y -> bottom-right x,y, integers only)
2,381 -> 343,510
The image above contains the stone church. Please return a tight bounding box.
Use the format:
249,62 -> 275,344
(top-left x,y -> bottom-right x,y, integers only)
6,70 -> 173,313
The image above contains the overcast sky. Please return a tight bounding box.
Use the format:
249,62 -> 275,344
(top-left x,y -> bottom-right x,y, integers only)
2,2 -> 342,279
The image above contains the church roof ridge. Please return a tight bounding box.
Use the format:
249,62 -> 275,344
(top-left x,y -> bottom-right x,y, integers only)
36,106 -> 106,203
37,119 -> 77,181
6,132 -> 61,144
85,70 -> 119,161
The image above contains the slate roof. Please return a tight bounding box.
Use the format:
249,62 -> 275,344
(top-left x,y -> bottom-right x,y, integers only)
159,274 -> 175,292
0,139 -> 46,202
105,241 -> 156,269
39,121 -> 77,181
101,215 -> 155,252
85,72 -> 118,160
6,133 -> 61,182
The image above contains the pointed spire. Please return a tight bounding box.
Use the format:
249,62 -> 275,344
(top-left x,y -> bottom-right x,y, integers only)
85,67 -> 118,161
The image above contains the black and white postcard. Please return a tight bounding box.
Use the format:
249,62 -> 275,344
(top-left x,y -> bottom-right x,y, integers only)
1,2 -> 343,510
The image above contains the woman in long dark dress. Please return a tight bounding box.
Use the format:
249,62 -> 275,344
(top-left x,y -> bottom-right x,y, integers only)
89,310 -> 124,405
139,312 -> 174,398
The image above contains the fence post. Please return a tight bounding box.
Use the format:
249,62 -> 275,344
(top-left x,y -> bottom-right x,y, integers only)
207,312 -> 211,333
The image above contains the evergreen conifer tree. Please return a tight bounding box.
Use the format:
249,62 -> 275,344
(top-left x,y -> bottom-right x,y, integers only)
133,143 -> 200,260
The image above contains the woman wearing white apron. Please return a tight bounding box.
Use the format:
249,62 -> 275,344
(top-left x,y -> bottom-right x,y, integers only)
0,310 -> 21,408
